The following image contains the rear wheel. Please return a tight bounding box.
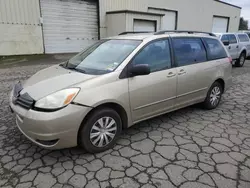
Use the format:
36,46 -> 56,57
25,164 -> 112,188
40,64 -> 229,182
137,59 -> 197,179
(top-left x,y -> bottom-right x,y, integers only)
235,52 -> 246,67
203,82 -> 223,110
79,108 -> 122,153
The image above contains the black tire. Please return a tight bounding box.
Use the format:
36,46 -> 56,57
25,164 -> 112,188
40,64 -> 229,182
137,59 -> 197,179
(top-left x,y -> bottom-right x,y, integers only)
203,82 -> 223,110
235,52 -> 246,67
79,108 -> 122,153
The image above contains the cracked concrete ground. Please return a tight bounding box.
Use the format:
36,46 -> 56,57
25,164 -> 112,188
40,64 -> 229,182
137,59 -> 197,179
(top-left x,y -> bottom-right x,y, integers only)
0,58 -> 250,188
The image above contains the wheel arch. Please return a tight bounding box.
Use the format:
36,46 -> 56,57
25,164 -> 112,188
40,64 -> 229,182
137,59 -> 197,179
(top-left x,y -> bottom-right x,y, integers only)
77,101 -> 130,145
214,78 -> 225,93
241,49 -> 247,55
92,102 -> 129,130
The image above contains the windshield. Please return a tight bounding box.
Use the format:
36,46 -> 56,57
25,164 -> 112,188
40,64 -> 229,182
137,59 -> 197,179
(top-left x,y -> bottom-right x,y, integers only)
65,39 -> 141,75
246,32 -> 250,38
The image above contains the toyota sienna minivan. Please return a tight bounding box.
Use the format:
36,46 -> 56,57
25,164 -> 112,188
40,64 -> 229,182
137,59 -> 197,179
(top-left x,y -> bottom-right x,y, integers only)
10,31 -> 232,153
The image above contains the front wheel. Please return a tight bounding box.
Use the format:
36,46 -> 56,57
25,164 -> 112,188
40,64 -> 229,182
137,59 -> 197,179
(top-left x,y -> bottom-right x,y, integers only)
203,82 -> 223,110
235,52 -> 246,67
79,108 -> 122,153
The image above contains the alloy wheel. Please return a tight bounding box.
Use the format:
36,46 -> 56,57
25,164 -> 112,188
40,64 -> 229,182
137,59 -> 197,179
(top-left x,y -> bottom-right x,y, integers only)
210,86 -> 221,106
90,117 -> 117,147
240,55 -> 245,66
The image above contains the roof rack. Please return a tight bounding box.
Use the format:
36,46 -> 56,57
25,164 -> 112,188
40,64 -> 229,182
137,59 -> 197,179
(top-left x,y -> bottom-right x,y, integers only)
154,30 -> 216,37
119,31 -> 152,35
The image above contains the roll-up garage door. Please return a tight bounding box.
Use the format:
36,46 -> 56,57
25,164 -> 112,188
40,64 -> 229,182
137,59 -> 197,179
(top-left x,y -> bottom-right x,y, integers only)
212,16 -> 229,33
40,0 -> 98,54
133,20 -> 156,32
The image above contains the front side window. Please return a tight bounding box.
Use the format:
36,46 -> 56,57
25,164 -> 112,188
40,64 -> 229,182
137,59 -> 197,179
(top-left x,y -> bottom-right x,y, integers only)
228,34 -> 237,44
65,40 -> 141,75
203,38 -> 228,60
238,34 -> 250,42
132,39 -> 172,72
221,35 -> 229,43
173,38 -> 207,66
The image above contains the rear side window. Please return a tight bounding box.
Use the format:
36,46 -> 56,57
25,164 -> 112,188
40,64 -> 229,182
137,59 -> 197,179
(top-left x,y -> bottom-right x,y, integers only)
238,34 -> 250,42
172,38 -> 207,66
228,34 -> 237,44
203,38 -> 227,60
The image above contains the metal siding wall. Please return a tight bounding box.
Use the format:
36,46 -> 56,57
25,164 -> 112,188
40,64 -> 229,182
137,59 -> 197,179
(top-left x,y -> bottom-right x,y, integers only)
107,13 -> 126,37
100,0 -> 241,37
0,24 -> 44,55
126,0 -> 147,11
0,0 -> 40,25
148,8 -> 177,30
99,0 -> 147,38
211,0 -> 241,32
0,0 -> 43,55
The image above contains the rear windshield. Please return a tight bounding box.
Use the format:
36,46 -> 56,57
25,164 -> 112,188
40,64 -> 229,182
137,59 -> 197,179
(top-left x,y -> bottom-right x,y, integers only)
203,38 -> 228,60
65,39 -> 141,75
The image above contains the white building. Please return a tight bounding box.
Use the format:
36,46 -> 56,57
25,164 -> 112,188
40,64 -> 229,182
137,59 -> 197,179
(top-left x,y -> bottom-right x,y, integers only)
0,0 -> 241,56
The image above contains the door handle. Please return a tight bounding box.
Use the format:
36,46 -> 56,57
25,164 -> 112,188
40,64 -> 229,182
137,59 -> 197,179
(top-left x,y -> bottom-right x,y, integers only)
228,46 -> 231,49
178,69 -> 186,75
167,72 -> 176,78
236,45 -> 239,48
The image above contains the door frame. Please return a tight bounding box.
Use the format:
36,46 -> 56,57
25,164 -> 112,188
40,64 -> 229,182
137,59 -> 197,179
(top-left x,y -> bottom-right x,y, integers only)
123,38 -> 177,122
38,0 -> 45,54
228,34 -> 239,59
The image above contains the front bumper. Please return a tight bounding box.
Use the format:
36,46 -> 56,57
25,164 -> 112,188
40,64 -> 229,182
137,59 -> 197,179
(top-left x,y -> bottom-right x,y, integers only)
10,96 -> 91,149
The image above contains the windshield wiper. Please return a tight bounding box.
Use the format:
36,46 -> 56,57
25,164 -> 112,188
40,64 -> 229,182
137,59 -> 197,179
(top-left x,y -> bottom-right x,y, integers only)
66,66 -> 86,73
59,61 -> 68,67
60,61 -> 86,73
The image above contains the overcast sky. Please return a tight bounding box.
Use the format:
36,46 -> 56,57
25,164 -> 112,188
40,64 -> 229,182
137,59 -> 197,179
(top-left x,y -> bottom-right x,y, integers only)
224,0 -> 250,27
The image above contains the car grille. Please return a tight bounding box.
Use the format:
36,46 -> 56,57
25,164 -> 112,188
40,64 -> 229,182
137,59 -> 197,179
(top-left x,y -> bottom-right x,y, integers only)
15,93 -> 34,109
13,83 -> 35,109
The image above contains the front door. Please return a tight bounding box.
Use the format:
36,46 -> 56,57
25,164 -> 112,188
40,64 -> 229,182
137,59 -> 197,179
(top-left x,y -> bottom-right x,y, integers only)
128,39 -> 177,122
221,34 -> 233,58
172,37 -> 209,108
228,34 -> 238,59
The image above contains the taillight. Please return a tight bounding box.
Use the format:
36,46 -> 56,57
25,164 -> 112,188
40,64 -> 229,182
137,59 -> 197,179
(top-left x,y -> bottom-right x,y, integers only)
228,57 -> 232,64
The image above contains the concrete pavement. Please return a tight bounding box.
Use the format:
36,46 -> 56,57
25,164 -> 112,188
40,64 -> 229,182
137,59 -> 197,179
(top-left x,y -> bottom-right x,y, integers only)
0,59 -> 250,188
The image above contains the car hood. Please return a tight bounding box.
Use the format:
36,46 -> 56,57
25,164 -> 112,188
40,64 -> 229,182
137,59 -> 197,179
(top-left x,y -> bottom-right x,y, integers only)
20,65 -> 96,101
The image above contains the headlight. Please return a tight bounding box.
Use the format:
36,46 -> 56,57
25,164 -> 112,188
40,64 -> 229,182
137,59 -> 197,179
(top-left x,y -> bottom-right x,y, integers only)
35,88 -> 80,110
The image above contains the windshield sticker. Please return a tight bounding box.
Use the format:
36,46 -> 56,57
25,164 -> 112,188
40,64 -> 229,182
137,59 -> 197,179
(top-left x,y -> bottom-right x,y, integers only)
106,62 -> 119,71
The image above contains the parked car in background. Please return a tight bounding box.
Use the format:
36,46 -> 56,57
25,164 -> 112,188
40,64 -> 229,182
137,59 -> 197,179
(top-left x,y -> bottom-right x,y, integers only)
216,33 -> 250,67
9,31 -> 232,153
239,30 -> 250,38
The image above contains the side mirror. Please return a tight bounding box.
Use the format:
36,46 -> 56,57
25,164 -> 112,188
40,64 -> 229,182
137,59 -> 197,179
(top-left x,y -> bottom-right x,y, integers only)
129,64 -> 150,77
223,41 -> 230,46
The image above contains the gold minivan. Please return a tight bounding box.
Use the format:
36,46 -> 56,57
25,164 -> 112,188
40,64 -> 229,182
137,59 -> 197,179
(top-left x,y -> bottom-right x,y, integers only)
10,31 -> 232,153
